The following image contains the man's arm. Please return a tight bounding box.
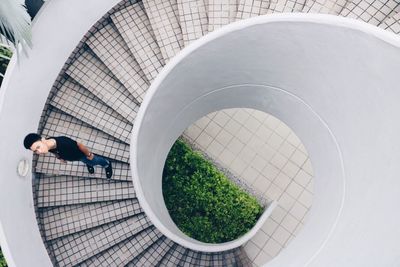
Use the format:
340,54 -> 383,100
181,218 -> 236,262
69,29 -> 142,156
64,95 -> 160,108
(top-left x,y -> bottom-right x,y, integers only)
77,142 -> 94,160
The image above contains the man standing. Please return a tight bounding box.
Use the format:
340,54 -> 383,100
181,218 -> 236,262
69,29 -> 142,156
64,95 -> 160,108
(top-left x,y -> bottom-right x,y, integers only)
23,133 -> 113,178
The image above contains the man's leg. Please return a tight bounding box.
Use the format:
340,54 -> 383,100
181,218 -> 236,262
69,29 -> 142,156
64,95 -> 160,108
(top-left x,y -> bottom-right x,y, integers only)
81,154 -> 112,178
80,157 -> 95,174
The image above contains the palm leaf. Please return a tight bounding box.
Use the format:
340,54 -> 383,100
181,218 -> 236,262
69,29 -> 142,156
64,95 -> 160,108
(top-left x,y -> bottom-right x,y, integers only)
0,0 -> 32,57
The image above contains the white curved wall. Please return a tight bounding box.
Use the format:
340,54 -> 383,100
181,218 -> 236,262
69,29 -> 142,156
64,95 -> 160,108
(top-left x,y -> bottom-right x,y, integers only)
0,0 -> 120,266
133,15 -> 400,266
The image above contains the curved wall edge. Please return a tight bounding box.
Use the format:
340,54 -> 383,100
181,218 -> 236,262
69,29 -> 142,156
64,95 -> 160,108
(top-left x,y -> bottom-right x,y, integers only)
132,15 -> 400,266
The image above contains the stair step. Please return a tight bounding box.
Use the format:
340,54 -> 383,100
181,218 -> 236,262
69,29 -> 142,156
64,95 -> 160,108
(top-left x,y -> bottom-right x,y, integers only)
79,226 -> 163,267
112,2 -> 165,81
126,236 -> 174,266
50,77 -> 132,144
302,0 -> 349,14
177,0 -> 208,45
48,214 -> 151,267
208,0 -> 238,32
379,7 -> 400,33
210,253 -> 225,267
195,252 -> 213,266
340,0 -> 398,26
40,199 -> 142,241
65,49 -> 139,122
87,23 -> 150,103
36,175 -> 135,208
158,243 -> 187,266
222,249 -> 237,266
268,0 -> 306,13
143,0 -> 184,62
42,108 -> 130,163
181,250 -> 199,267
35,155 -> 131,181
234,247 -> 252,267
236,0 -> 269,20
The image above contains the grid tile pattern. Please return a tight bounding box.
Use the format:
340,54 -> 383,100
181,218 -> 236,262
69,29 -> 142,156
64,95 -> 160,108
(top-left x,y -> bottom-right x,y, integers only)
208,0 -> 239,31
35,154 -> 131,181
126,236 -> 174,266
234,247 -> 253,266
112,3 -> 165,81
36,175 -> 135,208
268,0 -> 306,13
340,0 -> 398,25
196,253 -> 213,266
40,199 -> 142,240
302,0 -> 349,14
79,227 -> 163,267
158,243 -> 188,266
143,0 -> 184,62
236,0 -> 270,19
222,249 -> 238,266
48,214 -> 151,267
380,8 -> 400,33
183,108 -> 313,266
42,108 -> 130,163
181,250 -> 199,267
51,77 -> 132,144
66,49 -> 139,122
87,23 -> 150,103
177,0 -> 209,45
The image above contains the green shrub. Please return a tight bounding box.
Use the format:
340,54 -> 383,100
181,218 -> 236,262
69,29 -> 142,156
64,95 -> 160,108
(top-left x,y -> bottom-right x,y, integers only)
0,247 -> 7,267
162,139 -> 263,243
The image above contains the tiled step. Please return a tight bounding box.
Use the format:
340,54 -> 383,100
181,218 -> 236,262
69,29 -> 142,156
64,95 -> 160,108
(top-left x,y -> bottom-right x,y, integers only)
268,0 -> 306,13
35,175 -> 136,208
233,247 -> 252,266
42,108 -> 130,163
79,226 -> 163,267
35,154 -> 131,181
208,0 -> 238,32
222,249 -> 237,266
380,8 -> 400,33
126,236 -> 174,266
340,0 -> 398,26
112,3 -> 165,82
236,0 -> 270,19
143,0 -> 184,62
177,0 -> 208,45
65,50 -> 139,122
211,253 -> 225,267
87,23 -> 150,103
51,78 -> 132,144
181,250 -> 199,267
47,214 -> 151,267
157,243 -> 187,266
302,0 -> 349,14
40,199 -> 142,241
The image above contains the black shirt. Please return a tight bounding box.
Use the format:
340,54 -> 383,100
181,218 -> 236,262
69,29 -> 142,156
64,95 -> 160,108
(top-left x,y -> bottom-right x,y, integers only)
48,136 -> 85,161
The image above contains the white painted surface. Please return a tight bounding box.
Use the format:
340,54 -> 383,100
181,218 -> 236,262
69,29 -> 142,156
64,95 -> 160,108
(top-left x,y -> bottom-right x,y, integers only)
0,0 -> 120,266
132,14 -> 400,266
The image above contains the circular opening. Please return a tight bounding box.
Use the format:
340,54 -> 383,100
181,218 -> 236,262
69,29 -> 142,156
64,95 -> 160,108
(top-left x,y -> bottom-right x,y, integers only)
132,18 -> 345,255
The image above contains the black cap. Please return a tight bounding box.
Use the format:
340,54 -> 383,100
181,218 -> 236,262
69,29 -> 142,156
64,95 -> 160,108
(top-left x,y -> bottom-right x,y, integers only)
23,133 -> 41,149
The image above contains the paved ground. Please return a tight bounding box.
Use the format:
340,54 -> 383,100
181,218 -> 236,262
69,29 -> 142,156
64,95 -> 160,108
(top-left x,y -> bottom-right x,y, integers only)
183,108 -> 313,266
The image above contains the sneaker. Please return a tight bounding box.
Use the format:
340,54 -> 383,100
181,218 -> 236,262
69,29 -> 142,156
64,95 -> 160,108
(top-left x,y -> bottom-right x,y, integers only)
86,164 -> 94,174
105,162 -> 113,179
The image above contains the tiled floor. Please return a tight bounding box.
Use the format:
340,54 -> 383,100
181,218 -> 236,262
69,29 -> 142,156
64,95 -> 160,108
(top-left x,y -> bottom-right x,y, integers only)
183,108 -> 314,266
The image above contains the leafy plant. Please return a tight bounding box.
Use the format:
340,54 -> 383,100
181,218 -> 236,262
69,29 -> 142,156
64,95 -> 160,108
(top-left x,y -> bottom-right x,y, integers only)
163,139 -> 263,243
0,44 -> 12,84
0,0 -> 32,56
0,247 -> 7,267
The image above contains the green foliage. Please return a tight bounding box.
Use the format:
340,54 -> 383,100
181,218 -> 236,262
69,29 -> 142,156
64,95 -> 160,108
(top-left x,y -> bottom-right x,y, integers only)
0,247 -> 7,267
0,45 -> 12,85
163,139 -> 263,243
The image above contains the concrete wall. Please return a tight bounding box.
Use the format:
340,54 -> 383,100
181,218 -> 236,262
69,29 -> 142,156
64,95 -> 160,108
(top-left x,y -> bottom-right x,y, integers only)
132,14 -> 400,266
0,0 -> 120,266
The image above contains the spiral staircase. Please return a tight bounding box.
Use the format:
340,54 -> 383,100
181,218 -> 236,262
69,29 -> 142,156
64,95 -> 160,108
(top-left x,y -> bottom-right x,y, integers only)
1,0 -> 400,266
